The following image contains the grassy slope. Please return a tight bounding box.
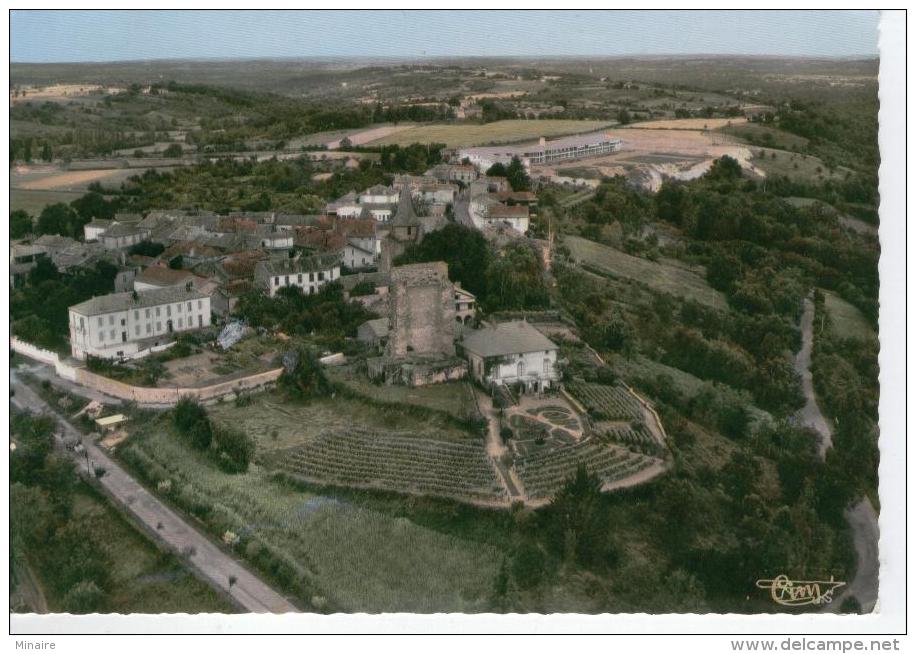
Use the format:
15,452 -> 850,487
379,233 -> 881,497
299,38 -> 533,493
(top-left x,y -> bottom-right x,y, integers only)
120,413 -> 502,612
822,290 -> 876,341
564,234 -> 727,310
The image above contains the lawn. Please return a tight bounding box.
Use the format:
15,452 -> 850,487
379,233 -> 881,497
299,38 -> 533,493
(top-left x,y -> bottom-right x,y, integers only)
119,414 -> 503,612
822,290 -> 876,341
564,234 -> 728,310
366,119 -> 615,147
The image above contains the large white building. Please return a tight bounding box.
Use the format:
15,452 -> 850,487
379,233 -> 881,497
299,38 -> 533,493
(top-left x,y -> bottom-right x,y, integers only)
255,253 -> 342,298
460,320 -> 559,393
68,285 -> 211,361
458,132 -> 623,171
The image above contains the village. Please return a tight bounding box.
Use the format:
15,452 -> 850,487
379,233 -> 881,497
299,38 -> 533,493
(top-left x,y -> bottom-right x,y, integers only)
10,131 -> 671,510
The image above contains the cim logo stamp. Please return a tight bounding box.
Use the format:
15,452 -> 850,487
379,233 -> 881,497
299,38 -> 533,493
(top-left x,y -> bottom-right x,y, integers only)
756,574 -> 846,607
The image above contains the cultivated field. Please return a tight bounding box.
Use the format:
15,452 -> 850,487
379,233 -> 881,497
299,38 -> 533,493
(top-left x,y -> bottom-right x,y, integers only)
269,429 -> 506,504
366,119 -> 615,147
629,117 -> 748,130
565,235 -> 728,310
10,188 -> 85,215
119,418 -> 503,612
823,290 -> 876,341
326,124 -> 418,149
514,439 -> 662,500
566,380 -> 643,421
13,168 -> 132,191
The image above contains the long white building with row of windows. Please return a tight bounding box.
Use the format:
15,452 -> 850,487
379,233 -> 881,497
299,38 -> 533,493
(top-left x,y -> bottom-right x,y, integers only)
457,132 -> 623,171
68,285 -> 211,361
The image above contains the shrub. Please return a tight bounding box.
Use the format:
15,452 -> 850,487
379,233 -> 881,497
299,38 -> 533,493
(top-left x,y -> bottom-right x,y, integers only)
62,580 -> 105,613
212,424 -> 254,473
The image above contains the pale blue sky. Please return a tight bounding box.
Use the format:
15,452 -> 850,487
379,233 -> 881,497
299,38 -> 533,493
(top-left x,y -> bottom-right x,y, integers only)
11,10 -> 880,63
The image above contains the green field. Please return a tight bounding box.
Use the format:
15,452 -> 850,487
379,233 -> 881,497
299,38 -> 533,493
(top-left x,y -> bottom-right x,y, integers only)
10,188 -> 84,215
750,147 -> 848,183
325,367 -> 481,423
823,290 -> 876,341
367,119 -> 615,147
209,392 -> 474,452
119,414 -> 503,612
564,235 -> 727,310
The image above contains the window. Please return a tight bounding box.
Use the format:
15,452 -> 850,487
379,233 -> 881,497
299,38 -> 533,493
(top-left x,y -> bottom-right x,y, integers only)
146,324 -> 151,335
274,276 -> 280,286
198,300 -> 202,310
177,318 -> 183,329
166,305 -> 172,317
298,273 -> 303,283
318,271 -> 325,281
109,315 -> 114,326
110,329 -> 116,341
79,317 -> 84,328
134,310 -> 139,320
145,308 -> 151,318
543,359 -> 550,374
97,317 -> 103,327
285,275 -> 290,286
99,331 -> 105,343
156,322 -> 162,332
121,318 -> 126,326
135,326 -> 140,336
187,302 -> 192,311
155,307 -> 161,317
177,303 -> 182,313
309,272 -> 314,282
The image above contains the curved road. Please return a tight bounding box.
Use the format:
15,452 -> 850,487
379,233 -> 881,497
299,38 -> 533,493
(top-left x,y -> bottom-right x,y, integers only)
11,372 -> 298,614
794,297 -> 879,613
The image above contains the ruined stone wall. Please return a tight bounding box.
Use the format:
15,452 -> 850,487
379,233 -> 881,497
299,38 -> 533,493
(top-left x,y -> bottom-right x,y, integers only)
386,262 -> 456,358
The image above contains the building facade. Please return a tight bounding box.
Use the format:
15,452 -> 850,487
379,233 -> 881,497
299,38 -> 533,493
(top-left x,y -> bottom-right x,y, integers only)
68,286 -> 211,360
460,320 -> 560,393
255,253 -> 342,298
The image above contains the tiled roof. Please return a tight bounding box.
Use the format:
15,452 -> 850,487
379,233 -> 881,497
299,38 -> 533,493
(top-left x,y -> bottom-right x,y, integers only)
461,321 -> 558,358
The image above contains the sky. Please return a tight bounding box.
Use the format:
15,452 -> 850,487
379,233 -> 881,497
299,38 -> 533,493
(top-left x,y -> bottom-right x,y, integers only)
11,10 -> 880,63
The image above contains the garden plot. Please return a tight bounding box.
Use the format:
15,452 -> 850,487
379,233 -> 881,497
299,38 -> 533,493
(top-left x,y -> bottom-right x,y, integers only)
566,379 -> 643,422
270,428 -> 507,505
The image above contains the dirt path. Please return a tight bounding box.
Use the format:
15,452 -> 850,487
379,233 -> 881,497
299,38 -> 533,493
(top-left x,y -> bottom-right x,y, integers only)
794,295 -> 878,613
475,389 -> 524,500
11,373 -> 299,614
794,297 -> 833,457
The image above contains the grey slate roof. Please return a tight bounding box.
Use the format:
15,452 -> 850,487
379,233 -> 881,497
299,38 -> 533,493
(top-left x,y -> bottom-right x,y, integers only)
254,252 -> 341,280
461,321 -> 558,358
391,187 -> 421,226
69,285 -> 209,317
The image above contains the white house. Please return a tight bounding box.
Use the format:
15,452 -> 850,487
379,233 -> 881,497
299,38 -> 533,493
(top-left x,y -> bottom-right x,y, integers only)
100,223 -> 151,250
460,320 -> 560,393
255,253 -> 342,298
454,286 -> 477,325
68,285 -> 211,361
359,184 -> 399,205
342,239 -> 377,270
83,219 -> 114,242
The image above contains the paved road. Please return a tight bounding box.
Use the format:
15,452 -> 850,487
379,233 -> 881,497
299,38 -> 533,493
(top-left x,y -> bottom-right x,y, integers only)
11,373 -> 299,614
15,359 -> 125,407
793,296 -> 879,613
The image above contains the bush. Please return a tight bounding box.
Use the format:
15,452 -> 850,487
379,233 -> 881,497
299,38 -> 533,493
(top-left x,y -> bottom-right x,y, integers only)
62,580 -> 105,613
511,542 -> 546,590
212,424 -> 254,473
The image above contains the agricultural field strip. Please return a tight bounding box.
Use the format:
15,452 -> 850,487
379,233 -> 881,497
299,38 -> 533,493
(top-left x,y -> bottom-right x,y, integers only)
514,438 -> 657,498
566,380 -> 643,420
565,235 -> 727,310
273,430 -> 506,501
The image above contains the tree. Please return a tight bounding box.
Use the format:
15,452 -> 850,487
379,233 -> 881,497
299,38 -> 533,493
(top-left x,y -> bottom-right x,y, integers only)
213,424 -> 255,473
36,203 -> 81,238
162,143 -> 184,157
10,209 -> 33,238
543,464 -> 607,566
280,347 -> 335,400
173,397 -> 212,450
616,108 -> 632,125
394,223 -> 491,299
505,156 -> 531,192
